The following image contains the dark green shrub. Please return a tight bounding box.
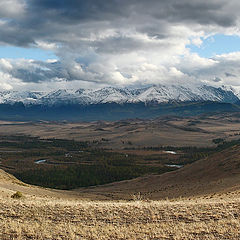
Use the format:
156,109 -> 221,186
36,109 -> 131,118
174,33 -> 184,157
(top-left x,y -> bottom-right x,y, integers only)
11,191 -> 23,199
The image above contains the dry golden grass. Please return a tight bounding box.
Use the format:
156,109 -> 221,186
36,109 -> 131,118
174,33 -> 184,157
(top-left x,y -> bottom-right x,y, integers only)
0,193 -> 240,240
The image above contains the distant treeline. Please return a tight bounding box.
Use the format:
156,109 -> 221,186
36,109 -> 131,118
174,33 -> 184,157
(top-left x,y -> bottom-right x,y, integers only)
0,135 -> 88,150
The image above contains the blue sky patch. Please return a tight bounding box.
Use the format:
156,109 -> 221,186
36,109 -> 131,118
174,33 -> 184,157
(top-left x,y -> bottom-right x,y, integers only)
0,46 -> 58,61
188,34 -> 240,58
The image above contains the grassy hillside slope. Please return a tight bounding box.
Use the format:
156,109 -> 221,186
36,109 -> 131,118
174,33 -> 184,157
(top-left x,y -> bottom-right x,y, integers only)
1,144 -> 240,239
80,145 -> 240,200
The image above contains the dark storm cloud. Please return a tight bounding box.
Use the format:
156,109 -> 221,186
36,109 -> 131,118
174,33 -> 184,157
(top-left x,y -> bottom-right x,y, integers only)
93,36 -> 148,54
169,1 -> 235,27
10,62 -> 66,82
0,0 -> 238,47
0,23 -> 34,46
29,0 -> 129,22
0,60 -> 69,83
29,0 -> 235,26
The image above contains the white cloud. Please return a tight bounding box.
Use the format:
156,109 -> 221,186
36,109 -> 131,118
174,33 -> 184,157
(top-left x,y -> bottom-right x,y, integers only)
0,0 -> 25,18
35,41 -> 59,51
0,59 -> 13,71
0,71 -> 24,90
191,37 -> 203,47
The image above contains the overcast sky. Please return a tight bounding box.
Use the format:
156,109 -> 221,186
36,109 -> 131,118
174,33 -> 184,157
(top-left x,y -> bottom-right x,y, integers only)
0,0 -> 240,91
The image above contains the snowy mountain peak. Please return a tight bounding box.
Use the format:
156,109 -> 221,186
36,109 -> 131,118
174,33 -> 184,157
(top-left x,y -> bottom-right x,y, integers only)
0,84 -> 238,105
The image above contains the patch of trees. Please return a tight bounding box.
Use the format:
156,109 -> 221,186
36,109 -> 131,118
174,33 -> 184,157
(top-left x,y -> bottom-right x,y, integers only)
14,163 -> 173,190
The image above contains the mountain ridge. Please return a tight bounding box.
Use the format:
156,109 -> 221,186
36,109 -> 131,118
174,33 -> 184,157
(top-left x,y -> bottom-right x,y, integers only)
0,84 -> 239,106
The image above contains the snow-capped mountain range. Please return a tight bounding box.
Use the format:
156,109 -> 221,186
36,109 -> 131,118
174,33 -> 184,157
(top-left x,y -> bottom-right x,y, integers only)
0,84 -> 239,105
